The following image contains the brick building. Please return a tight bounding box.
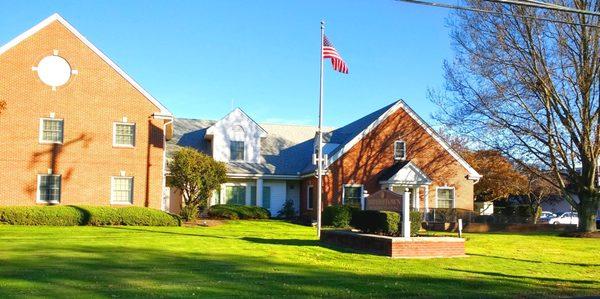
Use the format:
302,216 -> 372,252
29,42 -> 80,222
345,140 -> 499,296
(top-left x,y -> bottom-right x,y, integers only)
0,14 -> 173,209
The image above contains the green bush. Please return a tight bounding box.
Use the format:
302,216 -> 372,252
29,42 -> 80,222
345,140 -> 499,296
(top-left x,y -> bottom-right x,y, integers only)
322,205 -> 354,228
207,204 -> 271,220
277,199 -> 296,219
0,206 -> 84,226
351,210 -> 400,234
0,206 -> 180,226
408,211 -> 423,236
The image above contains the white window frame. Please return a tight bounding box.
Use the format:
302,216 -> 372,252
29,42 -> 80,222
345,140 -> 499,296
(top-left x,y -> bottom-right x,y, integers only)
394,140 -> 406,160
306,185 -> 314,210
36,174 -> 61,204
113,122 -> 136,148
110,176 -> 134,205
342,184 -> 364,210
229,140 -> 245,161
435,186 -> 455,209
39,118 -> 64,144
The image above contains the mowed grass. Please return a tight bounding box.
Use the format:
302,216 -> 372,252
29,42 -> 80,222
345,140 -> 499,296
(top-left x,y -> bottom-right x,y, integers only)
0,221 -> 598,298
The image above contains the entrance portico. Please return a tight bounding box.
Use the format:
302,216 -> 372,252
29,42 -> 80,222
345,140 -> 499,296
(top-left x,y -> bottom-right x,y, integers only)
379,161 -> 432,212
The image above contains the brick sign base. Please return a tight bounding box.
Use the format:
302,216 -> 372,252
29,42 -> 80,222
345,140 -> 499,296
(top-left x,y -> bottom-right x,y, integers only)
320,230 -> 466,258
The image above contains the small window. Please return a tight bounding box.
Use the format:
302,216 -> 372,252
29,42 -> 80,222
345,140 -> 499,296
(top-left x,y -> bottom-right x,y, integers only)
40,118 -> 63,144
230,141 -> 245,161
226,186 -> 246,205
394,140 -> 406,160
307,186 -> 314,210
111,177 -> 133,204
343,185 -> 362,208
37,174 -> 61,203
113,123 -> 135,147
437,187 -> 455,208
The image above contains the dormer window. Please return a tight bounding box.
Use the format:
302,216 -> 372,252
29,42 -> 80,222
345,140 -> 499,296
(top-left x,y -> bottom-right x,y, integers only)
230,141 -> 245,161
394,140 -> 406,160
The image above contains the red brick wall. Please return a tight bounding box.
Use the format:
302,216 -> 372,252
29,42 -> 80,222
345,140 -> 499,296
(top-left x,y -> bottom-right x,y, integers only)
301,104 -> 475,216
0,21 -> 167,209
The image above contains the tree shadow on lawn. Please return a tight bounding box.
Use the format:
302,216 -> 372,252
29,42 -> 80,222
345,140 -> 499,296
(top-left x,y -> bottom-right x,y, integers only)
0,243 -> 597,297
447,269 -> 597,284
467,253 -> 600,267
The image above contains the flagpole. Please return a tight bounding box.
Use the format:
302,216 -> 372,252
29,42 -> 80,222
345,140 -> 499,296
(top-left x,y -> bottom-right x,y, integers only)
317,21 -> 325,238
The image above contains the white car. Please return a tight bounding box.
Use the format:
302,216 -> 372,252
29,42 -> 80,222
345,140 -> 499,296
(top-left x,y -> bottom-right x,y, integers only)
549,212 -> 578,225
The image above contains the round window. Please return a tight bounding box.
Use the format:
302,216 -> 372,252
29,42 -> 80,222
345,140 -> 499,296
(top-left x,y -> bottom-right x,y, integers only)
37,55 -> 72,87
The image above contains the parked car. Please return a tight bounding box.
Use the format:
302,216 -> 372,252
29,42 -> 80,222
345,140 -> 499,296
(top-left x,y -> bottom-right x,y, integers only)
549,212 -> 578,225
538,211 -> 557,223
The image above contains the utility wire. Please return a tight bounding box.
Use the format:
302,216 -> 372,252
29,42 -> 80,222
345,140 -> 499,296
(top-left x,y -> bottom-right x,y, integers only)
394,0 -> 600,28
481,0 -> 600,16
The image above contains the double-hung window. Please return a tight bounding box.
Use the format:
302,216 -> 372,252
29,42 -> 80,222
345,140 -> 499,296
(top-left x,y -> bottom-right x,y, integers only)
343,185 -> 363,208
394,140 -> 406,160
226,186 -> 246,205
230,141 -> 245,161
436,187 -> 455,208
111,177 -> 134,204
39,118 -> 63,144
113,123 -> 135,147
37,174 -> 61,203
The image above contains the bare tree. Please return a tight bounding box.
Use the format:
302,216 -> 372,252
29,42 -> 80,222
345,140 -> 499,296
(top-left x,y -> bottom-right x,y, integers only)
516,167 -> 563,223
432,0 -> 600,231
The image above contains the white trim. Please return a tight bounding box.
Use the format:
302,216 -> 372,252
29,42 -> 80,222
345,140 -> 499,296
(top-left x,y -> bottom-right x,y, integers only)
0,14 -> 172,116
394,140 -> 406,160
112,122 -> 136,148
38,118 -> 64,144
378,161 -> 433,185
327,99 -> 481,180
110,176 -> 134,205
435,186 -> 456,209
36,174 -> 61,204
342,184 -> 364,209
226,173 -> 301,180
306,184 -> 314,210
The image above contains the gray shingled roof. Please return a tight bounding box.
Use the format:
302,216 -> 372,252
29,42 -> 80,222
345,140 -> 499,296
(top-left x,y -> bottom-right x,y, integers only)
168,101 -> 398,176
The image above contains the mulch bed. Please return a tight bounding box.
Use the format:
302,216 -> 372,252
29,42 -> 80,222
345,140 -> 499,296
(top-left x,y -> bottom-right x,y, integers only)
182,219 -> 226,227
559,231 -> 600,238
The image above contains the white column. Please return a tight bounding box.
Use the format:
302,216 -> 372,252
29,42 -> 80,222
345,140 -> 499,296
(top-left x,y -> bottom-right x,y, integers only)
415,187 -> 420,211
424,186 -> 429,212
256,178 -> 263,207
403,188 -> 411,239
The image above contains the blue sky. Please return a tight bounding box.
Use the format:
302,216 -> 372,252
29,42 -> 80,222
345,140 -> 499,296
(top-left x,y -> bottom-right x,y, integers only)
0,1 -> 453,127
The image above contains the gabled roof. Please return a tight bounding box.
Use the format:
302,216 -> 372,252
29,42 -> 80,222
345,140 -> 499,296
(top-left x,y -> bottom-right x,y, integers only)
206,108 -> 268,137
0,13 -> 171,116
324,99 -> 481,179
378,161 -> 432,185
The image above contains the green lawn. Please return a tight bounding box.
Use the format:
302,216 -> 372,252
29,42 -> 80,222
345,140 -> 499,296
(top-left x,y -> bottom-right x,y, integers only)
0,221 -> 598,298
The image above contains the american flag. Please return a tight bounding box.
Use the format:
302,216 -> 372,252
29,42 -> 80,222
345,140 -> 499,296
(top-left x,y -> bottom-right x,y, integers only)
323,35 -> 348,74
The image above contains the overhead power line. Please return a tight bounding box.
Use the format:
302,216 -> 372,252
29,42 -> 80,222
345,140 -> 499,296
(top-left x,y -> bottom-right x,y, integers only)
394,0 -> 600,28
482,0 -> 600,17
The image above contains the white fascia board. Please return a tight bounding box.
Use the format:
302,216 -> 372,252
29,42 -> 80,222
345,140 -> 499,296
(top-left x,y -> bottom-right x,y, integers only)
0,13 -> 172,116
327,99 -> 481,180
207,108 -> 268,137
226,173 -> 301,180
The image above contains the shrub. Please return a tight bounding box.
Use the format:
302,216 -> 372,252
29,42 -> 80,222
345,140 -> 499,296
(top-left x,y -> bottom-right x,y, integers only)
322,205 -> 354,228
207,204 -> 270,220
82,206 -> 180,226
0,206 -> 83,226
351,210 -> 400,234
408,211 -> 423,236
0,206 -> 180,226
277,199 -> 296,219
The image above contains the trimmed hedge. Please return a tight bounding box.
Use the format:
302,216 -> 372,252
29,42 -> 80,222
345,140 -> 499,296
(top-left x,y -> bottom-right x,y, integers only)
407,211 -> 423,237
207,204 -> 271,220
0,206 -> 180,226
322,205 -> 355,228
351,210 -> 400,234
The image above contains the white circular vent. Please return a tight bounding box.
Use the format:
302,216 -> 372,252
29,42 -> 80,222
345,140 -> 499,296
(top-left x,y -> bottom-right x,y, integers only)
37,55 -> 72,88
